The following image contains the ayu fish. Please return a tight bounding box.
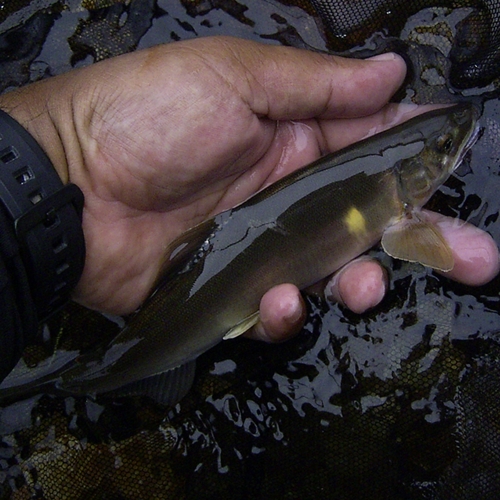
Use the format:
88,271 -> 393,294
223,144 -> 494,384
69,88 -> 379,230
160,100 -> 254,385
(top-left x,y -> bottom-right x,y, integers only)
0,103 -> 479,405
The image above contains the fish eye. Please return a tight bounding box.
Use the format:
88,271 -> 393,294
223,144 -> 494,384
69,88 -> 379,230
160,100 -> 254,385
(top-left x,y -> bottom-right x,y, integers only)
436,134 -> 454,154
453,106 -> 473,125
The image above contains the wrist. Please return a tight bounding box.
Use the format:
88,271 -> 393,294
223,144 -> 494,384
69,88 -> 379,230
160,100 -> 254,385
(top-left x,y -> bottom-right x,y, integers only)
0,80 -> 73,185
0,86 -> 86,321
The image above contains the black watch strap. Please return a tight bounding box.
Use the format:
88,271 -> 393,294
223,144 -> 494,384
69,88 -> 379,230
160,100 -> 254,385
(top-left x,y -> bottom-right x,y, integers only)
0,110 -> 85,321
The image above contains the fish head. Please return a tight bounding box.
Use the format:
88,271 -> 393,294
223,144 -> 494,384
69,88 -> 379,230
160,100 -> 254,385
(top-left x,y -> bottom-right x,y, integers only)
396,102 -> 480,208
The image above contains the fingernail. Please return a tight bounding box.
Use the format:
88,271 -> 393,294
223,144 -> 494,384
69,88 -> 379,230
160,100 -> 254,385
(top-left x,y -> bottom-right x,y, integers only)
325,271 -> 345,306
252,321 -> 272,343
367,52 -> 397,62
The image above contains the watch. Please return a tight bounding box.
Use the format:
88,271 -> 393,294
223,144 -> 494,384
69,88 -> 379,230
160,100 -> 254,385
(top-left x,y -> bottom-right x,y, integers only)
0,109 -> 85,321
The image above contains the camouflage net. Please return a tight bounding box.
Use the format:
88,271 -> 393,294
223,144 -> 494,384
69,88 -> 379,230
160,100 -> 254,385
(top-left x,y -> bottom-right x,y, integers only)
0,1 -> 500,499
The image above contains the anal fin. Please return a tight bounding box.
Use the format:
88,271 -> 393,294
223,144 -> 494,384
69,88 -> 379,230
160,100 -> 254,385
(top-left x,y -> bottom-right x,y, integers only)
381,212 -> 454,272
109,361 -> 196,406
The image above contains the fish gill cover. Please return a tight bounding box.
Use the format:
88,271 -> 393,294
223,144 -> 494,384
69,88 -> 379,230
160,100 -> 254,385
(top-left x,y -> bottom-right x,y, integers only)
0,1 -> 499,499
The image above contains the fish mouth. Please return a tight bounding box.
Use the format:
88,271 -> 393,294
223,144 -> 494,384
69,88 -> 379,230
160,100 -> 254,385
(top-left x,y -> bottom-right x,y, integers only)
454,120 -> 481,171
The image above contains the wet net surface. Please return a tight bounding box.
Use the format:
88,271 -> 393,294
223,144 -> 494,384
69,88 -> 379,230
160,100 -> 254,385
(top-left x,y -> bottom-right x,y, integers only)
0,1 -> 500,499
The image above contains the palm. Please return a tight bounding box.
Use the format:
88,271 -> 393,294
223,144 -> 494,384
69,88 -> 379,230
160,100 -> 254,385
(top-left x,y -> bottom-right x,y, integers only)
73,52 -> 324,313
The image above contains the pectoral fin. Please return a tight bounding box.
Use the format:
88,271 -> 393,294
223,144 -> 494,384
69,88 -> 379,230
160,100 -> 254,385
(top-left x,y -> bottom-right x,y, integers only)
381,213 -> 454,272
223,311 -> 260,340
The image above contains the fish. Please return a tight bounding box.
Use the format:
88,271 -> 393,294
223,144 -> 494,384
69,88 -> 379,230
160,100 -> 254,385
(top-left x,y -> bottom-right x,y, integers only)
0,103 -> 479,405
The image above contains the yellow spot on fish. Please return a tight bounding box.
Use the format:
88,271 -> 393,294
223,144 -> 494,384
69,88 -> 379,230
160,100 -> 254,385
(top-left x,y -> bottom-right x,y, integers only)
344,207 -> 367,236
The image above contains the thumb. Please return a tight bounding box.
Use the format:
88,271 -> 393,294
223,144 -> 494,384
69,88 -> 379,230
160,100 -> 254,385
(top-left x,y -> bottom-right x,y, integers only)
206,37 -> 407,120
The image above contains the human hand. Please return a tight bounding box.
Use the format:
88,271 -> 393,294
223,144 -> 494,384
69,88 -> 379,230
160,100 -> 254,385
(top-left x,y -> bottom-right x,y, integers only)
0,36 -> 497,343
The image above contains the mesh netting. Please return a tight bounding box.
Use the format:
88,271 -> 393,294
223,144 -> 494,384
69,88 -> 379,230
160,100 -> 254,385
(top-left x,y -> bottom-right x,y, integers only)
0,1 -> 499,499
307,0 -> 500,88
